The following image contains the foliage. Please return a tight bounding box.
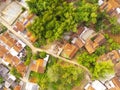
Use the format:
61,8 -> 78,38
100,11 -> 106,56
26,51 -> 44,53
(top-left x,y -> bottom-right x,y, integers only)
75,0 -> 98,25
26,0 -> 78,45
10,67 -> 21,79
24,46 -> 32,65
39,52 -> 46,58
94,46 -> 106,56
93,60 -> 114,78
0,23 -> 7,34
77,52 -> 114,79
95,12 -> 120,34
0,76 -> 4,84
30,57 -> 84,90
46,64 -> 84,90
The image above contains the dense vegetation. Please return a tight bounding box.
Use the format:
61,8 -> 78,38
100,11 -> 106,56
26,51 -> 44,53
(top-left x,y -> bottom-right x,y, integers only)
26,0 -> 120,47
27,0 -> 78,45
30,57 -> 85,90
26,0 -> 101,46
78,52 -> 114,79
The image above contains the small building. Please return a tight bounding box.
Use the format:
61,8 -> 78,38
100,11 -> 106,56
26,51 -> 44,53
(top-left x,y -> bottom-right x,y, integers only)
84,80 -> 107,90
30,55 -> 49,73
4,53 -> 13,65
79,27 -> 96,42
25,82 -> 39,90
115,62 -> 120,77
0,64 -> 9,77
12,56 -> 21,66
61,43 -> 79,59
85,40 -> 97,54
105,76 -> 120,90
85,33 -> 106,54
30,59 -> 45,73
5,74 -> 16,88
71,37 -> 84,49
27,31 -> 37,43
14,21 -> 25,32
100,0 -> 120,23
93,33 -> 106,46
16,63 -> 26,77
13,85 -> 21,90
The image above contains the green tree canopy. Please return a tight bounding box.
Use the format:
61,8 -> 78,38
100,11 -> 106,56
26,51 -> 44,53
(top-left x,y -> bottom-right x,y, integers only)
26,0 -> 78,45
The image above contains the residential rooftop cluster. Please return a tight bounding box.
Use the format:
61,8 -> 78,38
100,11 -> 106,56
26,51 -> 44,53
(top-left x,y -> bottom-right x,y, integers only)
1,0 -> 120,90
53,26 -> 106,59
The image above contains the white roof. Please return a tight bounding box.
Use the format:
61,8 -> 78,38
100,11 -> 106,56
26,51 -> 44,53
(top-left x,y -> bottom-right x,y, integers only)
2,59 -> 9,66
92,80 -> 107,90
71,37 -> 77,44
116,8 -> 120,14
9,48 -> 18,56
9,74 -> 16,81
44,55 -> 49,62
17,40 -> 26,48
5,81 -> 11,88
98,0 -> 104,6
25,82 -> 39,90
84,83 -> 91,90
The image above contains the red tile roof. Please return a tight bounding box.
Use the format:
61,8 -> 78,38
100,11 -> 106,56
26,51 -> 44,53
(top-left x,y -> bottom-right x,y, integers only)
61,43 -> 79,59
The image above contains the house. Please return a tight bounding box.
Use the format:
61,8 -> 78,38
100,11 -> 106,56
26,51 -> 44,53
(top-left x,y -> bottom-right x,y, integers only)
85,33 -> 106,54
14,21 -> 25,32
25,82 -> 39,90
79,27 -> 96,42
85,40 -> 97,54
100,0 -> 120,23
100,0 -> 120,12
0,32 -> 17,48
5,74 -> 16,88
12,56 -> 21,66
6,38 -> 17,48
77,26 -> 84,35
93,33 -> 106,46
71,37 -> 84,49
0,45 -> 8,58
115,62 -> 120,77
61,43 -> 79,59
112,77 -> 120,89
4,53 -> 13,65
105,76 -> 120,90
14,85 -> 21,90
30,59 -> 46,73
84,80 -> 107,90
108,50 -> 120,64
0,64 -> 9,77
27,31 -> 37,43
13,43 -> 23,53
30,55 -> 49,73
16,63 -> 26,77
50,42 -> 64,55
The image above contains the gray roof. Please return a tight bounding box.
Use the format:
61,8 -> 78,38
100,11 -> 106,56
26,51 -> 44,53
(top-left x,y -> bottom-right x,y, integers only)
0,64 -> 9,77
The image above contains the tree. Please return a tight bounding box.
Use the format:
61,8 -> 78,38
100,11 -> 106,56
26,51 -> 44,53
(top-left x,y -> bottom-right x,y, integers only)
46,63 -> 84,90
93,60 -> 114,79
26,0 -> 78,45
39,52 -> 46,58
75,0 -> 98,25
77,52 -> 114,79
10,67 -> 21,79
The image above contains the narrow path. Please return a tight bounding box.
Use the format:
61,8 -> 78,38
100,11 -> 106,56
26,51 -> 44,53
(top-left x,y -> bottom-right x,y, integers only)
0,17 -> 92,79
